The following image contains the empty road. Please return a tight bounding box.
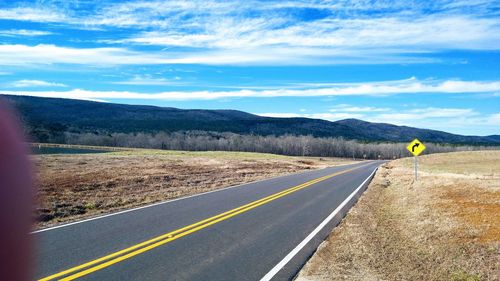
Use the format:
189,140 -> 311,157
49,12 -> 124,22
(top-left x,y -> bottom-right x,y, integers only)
35,161 -> 383,281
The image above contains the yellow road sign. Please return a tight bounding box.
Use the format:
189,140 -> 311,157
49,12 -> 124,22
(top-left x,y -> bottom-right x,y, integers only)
407,138 -> 426,156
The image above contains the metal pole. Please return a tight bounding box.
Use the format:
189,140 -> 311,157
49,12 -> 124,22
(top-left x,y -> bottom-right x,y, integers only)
414,156 -> 418,181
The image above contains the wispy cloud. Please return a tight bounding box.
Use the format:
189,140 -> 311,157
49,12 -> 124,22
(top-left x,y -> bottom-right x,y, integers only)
329,105 -> 391,113
112,75 -> 183,86
0,44 -> 168,66
0,44 -> 438,66
258,107 -> 477,122
256,107 -> 500,135
370,109 -> 500,134
2,78 -> 500,99
372,108 -> 477,122
0,1 -> 498,65
257,113 -> 303,118
8,80 -> 67,88
0,7 -> 67,22
259,112 -> 365,120
489,113 -> 500,125
97,13 -> 499,65
115,16 -> 499,51
0,29 -> 53,37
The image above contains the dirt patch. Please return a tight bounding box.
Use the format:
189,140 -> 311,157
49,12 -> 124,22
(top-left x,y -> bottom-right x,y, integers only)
33,150 -> 354,230
296,151 -> 500,281
438,187 -> 499,243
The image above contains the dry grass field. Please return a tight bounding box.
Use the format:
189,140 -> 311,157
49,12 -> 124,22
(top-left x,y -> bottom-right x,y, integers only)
33,148 -> 355,229
297,151 -> 499,281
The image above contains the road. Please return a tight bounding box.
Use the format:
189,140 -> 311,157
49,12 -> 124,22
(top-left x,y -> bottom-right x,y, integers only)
35,160 -> 383,281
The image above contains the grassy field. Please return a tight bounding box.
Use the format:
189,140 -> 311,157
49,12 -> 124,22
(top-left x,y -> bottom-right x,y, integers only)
33,146 -> 356,229
297,151 -> 499,281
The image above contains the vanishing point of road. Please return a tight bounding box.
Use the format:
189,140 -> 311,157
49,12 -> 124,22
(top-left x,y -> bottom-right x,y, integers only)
35,160 -> 383,281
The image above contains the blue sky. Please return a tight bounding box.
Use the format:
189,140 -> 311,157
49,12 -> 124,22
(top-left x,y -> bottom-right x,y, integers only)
0,0 -> 499,136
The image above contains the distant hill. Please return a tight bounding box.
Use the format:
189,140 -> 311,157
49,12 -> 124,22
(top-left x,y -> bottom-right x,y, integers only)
2,94 -> 499,145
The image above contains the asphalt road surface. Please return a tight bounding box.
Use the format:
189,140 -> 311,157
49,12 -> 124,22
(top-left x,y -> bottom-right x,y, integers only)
35,160 -> 383,281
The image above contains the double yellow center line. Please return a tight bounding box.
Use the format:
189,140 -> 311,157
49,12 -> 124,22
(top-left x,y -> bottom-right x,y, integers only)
39,164 -> 365,281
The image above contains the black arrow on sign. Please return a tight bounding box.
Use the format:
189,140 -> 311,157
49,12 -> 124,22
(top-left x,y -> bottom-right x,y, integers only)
412,143 -> 420,152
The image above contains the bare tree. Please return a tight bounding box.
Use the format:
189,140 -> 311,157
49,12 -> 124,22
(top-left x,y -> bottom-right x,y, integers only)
60,131 -> 495,159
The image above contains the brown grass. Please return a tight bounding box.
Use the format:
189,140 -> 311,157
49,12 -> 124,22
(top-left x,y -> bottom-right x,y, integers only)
33,149 -> 354,229
296,151 -> 500,281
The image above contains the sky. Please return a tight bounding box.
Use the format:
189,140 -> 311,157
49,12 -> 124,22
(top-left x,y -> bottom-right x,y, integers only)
0,0 -> 499,136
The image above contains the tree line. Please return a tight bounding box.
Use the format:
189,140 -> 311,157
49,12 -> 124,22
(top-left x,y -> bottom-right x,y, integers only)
55,131 -> 493,159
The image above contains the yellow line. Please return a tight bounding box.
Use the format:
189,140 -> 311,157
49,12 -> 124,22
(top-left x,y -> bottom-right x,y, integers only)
39,172 -> 333,281
39,164 -> 367,281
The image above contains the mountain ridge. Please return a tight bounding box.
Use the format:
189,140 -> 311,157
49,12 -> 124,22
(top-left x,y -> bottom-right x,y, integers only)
1,94 -> 498,145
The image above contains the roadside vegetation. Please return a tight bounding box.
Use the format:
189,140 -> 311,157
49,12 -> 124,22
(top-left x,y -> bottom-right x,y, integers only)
32,146 -> 355,229
297,151 -> 499,281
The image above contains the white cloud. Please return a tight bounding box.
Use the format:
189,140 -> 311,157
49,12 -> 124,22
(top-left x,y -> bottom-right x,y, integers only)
0,44 -> 439,66
260,106 -> 484,126
0,44 -> 169,66
259,108 -> 478,123
8,80 -> 67,88
259,107 -> 479,122
2,78 -> 500,99
112,75 -> 183,86
117,16 -> 500,51
51,1 -> 500,51
488,113 -> 500,125
258,112 -> 365,120
310,113 -> 365,120
96,15 -> 499,65
372,108 -> 477,122
256,108 -> 500,136
371,111 -> 500,135
0,2 -> 499,65
410,107 -> 477,117
0,29 -> 53,37
258,113 -> 302,118
329,105 -> 390,112
0,7 -> 67,22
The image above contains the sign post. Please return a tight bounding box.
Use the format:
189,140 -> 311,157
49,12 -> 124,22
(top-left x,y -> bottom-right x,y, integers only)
414,155 -> 418,181
406,139 -> 426,181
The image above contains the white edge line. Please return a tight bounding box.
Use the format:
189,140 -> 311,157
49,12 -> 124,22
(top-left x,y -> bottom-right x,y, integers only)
259,165 -> 379,281
31,161 -> 368,234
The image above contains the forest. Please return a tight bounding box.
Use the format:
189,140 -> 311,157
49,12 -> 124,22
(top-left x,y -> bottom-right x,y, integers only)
57,131 -> 491,159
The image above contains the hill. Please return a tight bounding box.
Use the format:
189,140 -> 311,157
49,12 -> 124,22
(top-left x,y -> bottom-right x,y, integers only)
2,94 -> 499,145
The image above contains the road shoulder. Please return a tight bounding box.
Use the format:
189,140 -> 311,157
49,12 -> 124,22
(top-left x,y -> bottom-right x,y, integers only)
296,151 -> 499,281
